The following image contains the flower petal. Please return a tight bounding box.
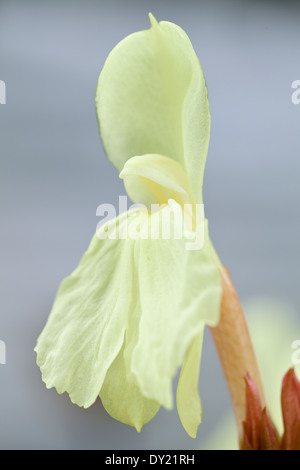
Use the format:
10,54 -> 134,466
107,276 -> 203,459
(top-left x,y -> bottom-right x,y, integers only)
176,331 -> 204,438
99,342 -> 160,432
119,154 -> 193,209
96,15 -> 211,202
35,212 -> 138,408
35,201 -> 221,426
128,203 -> 221,409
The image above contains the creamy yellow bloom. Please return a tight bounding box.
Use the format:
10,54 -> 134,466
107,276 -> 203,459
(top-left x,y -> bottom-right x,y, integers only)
35,15 -> 222,438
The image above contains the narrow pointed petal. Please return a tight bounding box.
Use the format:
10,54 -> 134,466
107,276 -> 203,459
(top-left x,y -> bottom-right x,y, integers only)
96,16 -> 211,202
176,331 -> 204,438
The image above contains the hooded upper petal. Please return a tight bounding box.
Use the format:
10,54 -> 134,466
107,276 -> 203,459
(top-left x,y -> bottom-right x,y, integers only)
96,14 -> 211,203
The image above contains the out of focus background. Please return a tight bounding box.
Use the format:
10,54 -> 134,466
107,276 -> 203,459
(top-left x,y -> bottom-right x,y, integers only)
0,0 -> 299,450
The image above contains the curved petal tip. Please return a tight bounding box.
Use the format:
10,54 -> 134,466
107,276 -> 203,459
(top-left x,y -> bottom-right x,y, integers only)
149,12 -> 158,28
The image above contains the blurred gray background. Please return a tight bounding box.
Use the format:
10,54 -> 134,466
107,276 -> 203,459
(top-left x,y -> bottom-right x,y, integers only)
0,0 -> 299,450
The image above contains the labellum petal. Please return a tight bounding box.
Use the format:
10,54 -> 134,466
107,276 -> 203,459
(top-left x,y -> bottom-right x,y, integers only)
35,203 -> 221,431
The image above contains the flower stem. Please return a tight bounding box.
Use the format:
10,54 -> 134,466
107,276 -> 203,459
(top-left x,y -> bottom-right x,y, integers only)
209,266 -> 266,440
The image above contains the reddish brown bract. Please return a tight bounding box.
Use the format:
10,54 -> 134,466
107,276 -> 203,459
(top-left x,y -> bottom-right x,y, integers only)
241,368 -> 300,450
